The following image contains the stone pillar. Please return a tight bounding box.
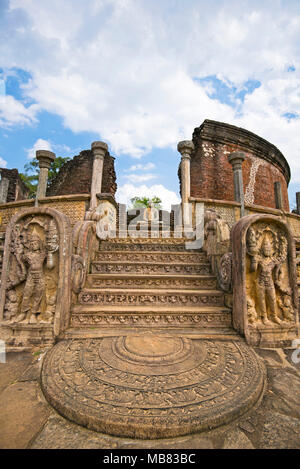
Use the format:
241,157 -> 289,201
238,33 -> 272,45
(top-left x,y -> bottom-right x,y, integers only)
36,150 -> 56,203
0,174 -> 9,204
228,151 -> 246,217
90,141 -> 108,210
177,140 -> 194,228
274,181 -> 283,210
296,192 -> 300,214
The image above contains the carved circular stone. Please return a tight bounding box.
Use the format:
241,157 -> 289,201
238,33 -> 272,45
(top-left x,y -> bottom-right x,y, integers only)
41,336 -> 266,439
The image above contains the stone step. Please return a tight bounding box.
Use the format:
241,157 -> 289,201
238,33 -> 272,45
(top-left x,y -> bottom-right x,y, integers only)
85,274 -> 217,290
64,327 -> 238,339
98,239 -> 196,252
77,289 -> 224,307
93,251 -> 207,264
91,261 -> 211,275
70,305 -> 232,328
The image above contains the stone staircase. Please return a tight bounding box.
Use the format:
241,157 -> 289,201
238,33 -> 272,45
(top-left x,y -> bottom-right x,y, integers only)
68,237 -> 234,337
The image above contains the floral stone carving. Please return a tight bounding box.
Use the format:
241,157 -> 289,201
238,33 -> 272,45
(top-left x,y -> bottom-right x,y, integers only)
232,214 -> 299,347
0,207 -> 72,342
41,336 -> 266,439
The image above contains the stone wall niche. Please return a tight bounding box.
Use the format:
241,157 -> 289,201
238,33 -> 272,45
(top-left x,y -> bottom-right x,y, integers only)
232,214 -> 299,347
0,207 -> 72,349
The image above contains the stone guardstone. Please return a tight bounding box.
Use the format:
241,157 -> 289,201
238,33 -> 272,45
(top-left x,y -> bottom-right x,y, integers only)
41,335 -> 266,439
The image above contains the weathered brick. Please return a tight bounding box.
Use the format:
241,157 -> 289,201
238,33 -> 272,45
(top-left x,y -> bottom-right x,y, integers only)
179,120 -> 290,211
47,150 -> 117,197
0,168 -> 30,202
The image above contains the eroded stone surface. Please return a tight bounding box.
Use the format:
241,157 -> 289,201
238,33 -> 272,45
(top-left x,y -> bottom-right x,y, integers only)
0,351 -> 32,394
258,411 -> 300,449
0,381 -> 50,449
223,428 -> 254,449
41,336 -> 266,439
31,413 -> 214,449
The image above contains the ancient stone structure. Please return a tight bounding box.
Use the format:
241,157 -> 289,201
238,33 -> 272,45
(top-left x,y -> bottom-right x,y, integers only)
35,150 -> 56,202
232,215 -> 299,347
0,120 -> 299,442
41,336 -> 265,439
180,119 -> 290,211
46,148 -> 117,197
0,168 -> 30,203
0,207 -> 72,347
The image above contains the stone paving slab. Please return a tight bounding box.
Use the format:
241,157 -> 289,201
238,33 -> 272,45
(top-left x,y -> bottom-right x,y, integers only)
0,352 -> 33,394
0,380 -> 50,449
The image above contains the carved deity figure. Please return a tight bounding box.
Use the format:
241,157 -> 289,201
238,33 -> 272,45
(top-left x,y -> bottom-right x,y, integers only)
256,237 -> 280,324
4,289 -> 19,321
143,203 -> 159,222
247,230 -> 290,326
278,294 -> 294,322
247,298 -> 257,324
14,233 -> 47,323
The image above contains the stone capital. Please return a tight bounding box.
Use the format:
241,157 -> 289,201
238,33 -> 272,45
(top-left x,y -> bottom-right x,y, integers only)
36,150 -> 56,169
177,140 -> 194,159
91,141 -> 108,159
228,151 -> 246,169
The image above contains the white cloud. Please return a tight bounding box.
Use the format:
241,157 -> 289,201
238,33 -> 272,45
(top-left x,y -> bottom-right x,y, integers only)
0,157 -> 8,168
26,138 -> 53,160
125,173 -> 157,183
0,95 -> 38,127
127,162 -> 155,172
1,0 -> 300,185
116,183 -> 180,211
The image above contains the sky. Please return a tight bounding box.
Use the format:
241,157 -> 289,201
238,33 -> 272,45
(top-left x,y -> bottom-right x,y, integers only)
0,0 -> 300,210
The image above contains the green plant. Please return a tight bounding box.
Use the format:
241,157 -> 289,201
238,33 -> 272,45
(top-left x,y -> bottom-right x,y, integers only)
130,196 -> 162,210
20,156 -> 71,198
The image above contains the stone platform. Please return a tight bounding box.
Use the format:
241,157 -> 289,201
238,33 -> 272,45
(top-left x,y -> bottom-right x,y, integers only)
41,334 -> 266,439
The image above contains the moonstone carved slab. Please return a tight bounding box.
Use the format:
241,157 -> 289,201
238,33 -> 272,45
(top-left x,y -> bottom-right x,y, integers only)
41,336 -> 266,439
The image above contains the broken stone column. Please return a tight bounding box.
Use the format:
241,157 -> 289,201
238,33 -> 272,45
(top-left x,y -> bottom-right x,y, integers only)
228,151 -> 246,217
0,173 -> 9,204
177,140 -> 194,229
36,150 -> 56,203
274,181 -> 283,209
90,141 -> 108,210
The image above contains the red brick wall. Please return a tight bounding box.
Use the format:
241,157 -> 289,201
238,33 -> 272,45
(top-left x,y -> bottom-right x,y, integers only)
0,168 -> 30,202
184,120 -> 290,211
47,150 -> 117,197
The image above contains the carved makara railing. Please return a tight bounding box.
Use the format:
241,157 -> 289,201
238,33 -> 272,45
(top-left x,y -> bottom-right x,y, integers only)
203,209 -> 232,294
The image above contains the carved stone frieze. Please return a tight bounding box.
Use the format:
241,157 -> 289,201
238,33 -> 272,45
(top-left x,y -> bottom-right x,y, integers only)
100,237 -> 186,246
86,275 -> 217,290
78,291 -> 224,307
99,240 -> 187,252
91,263 -> 211,275
94,251 -> 206,263
232,215 -> 299,347
71,311 -> 232,327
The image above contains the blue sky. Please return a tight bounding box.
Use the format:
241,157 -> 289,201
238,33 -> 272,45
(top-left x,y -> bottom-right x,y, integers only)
0,0 -> 300,210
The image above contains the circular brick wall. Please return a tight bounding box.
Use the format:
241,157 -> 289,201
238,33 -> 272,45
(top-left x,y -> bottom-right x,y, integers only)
182,120 -> 290,211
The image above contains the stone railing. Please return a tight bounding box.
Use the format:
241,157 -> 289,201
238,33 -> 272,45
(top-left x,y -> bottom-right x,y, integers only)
189,197 -> 300,242
0,194 -> 90,233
